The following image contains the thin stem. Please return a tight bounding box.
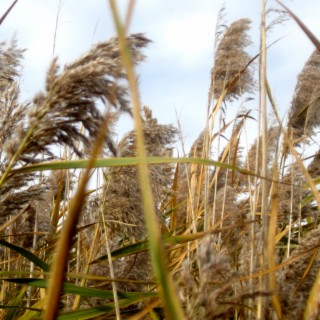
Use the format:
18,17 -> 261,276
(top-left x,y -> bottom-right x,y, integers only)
44,109 -> 113,320
108,1 -> 185,318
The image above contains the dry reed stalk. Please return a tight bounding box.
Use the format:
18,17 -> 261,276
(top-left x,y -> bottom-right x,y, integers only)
267,153 -> 282,318
203,5 -> 225,231
0,0 -> 19,25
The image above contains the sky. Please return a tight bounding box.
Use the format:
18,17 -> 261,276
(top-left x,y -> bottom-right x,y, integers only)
1,0 -> 319,153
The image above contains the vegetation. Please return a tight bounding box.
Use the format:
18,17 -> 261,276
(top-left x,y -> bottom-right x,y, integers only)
0,1 -> 319,319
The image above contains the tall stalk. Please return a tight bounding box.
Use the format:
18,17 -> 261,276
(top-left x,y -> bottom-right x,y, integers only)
260,0 -> 268,253
258,0 -> 268,318
108,1 -> 185,318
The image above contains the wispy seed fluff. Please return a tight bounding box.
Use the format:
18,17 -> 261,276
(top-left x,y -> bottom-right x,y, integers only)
3,34 -> 151,164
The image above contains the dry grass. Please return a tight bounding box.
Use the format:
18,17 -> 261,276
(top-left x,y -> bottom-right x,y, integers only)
0,1 -> 319,319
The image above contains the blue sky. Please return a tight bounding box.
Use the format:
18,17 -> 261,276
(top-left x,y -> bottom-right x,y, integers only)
1,0 -> 319,152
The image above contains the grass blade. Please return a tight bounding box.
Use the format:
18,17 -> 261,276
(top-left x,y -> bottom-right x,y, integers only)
0,240 -> 49,272
57,299 -> 146,320
5,278 -> 158,300
10,157 -> 263,180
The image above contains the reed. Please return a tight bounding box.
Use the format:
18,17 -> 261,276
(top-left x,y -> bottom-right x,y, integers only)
0,1 -> 319,319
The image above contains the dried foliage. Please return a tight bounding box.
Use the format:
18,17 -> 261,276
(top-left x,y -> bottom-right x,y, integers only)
0,33 -> 152,305
0,40 -> 27,164
175,130 -> 208,228
213,115 -> 246,191
288,49 -> 320,142
212,18 -> 255,102
0,5 -> 319,320
3,33 -> 150,165
277,169 -> 306,224
80,107 -> 177,295
277,226 -> 320,319
0,38 -> 24,91
266,7 -> 289,32
308,149 -> 320,178
102,106 -> 177,240
177,236 -> 235,319
246,125 -> 280,175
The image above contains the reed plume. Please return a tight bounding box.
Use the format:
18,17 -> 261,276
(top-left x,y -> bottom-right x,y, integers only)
288,49 -> 320,143
3,33 -> 150,166
212,18 -> 255,102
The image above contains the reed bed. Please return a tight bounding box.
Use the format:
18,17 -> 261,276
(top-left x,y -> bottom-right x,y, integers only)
0,1 -> 319,319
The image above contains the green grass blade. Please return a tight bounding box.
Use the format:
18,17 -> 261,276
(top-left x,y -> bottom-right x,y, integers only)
0,240 -> 50,272
2,286 -> 28,320
57,305 -> 115,320
4,278 -> 158,300
91,231 -> 219,264
90,241 -> 148,264
57,298 -> 144,320
17,298 -> 45,320
10,156 -> 261,179
0,305 -> 42,313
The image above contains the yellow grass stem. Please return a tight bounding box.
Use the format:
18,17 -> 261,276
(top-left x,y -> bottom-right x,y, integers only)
72,224 -> 100,310
127,299 -> 161,320
44,110 -> 114,320
268,160 -> 283,318
257,1 -> 269,318
101,197 -> 121,319
259,0 -> 268,253
304,267 -> 320,319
